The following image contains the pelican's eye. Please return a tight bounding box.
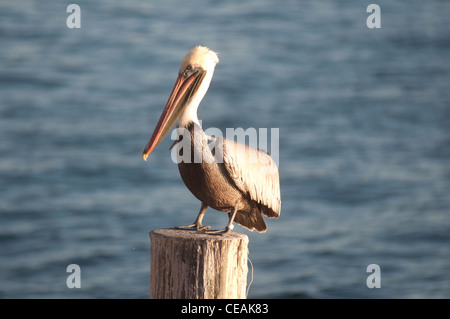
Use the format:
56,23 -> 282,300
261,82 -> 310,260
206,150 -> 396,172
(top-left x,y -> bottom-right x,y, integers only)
183,64 -> 198,78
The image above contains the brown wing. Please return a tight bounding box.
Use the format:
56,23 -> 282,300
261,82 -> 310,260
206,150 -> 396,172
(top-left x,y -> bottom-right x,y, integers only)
220,137 -> 281,218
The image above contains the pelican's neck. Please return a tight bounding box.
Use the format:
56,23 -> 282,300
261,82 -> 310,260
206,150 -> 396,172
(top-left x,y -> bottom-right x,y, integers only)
178,69 -> 214,128
178,95 -> 201,128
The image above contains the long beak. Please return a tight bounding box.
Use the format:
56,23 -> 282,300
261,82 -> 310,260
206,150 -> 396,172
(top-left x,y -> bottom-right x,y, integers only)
142,70 -> 203,161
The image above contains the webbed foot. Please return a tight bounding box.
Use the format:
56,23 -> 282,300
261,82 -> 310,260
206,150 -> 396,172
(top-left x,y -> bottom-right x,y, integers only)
175,223 -> 211,231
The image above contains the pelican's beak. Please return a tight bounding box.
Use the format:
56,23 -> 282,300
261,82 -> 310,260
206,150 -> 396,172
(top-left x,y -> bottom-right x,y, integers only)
142,68 -> 205,161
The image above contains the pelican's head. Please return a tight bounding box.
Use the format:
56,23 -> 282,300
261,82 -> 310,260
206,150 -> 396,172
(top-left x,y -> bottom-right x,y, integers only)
142,46 -> 219,161
179,46 -> 219,78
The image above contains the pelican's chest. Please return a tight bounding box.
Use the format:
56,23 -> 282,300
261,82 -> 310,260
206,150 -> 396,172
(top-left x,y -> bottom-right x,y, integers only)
175,123 -> 241,210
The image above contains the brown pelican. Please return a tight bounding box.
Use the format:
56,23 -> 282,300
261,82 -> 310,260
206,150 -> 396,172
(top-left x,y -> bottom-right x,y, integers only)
142,46 -> 280,233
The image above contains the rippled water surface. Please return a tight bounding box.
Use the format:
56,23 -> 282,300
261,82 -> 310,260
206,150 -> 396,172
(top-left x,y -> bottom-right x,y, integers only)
1,0 -> 449,298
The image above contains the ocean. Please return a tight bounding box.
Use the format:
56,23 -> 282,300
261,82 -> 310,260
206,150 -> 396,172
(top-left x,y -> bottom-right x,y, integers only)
0,0 -> 449,298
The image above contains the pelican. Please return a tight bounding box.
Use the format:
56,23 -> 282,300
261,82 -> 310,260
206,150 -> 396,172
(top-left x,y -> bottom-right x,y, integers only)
142,46 -> 280,234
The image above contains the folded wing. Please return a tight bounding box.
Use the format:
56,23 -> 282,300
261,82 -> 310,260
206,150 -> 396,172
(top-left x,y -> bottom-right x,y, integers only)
220,137 -> 281,218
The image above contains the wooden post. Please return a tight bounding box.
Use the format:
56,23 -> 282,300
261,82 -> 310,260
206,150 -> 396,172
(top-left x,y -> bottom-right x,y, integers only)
149,228 -> 249,299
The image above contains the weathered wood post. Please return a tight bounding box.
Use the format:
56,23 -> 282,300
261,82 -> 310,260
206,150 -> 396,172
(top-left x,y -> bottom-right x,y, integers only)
149,228 -> 249,299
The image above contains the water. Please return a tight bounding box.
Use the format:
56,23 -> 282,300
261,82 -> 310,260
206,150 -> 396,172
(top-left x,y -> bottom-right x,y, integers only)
1,0 -> 449,298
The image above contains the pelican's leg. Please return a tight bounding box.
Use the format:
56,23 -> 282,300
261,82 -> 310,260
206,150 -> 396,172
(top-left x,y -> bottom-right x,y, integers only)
203,206 -> 237,235
176,202 -> 211,231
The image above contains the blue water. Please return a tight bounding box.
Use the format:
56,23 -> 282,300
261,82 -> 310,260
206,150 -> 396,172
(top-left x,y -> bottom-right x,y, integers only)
1,0 -> 449,298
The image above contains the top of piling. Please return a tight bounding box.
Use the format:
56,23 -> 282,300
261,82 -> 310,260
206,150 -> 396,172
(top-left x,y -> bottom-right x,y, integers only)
150,228 -> 249,242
